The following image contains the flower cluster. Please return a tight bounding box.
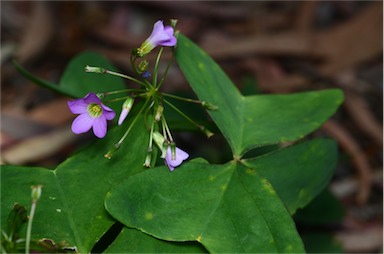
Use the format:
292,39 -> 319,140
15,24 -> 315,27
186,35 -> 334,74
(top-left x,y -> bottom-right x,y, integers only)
67,20 -> 215,171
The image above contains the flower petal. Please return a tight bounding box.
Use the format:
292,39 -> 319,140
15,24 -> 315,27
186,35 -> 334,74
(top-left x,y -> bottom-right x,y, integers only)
118,108 -> 129,125
83,93 -> 101,104
159,26 -> 177,46
71,113 -> 93,134
165,146 -> 189,170
101,104 -> 116,120
67,98 -> 88,114
176,147 -> 189,160
92,114 -> 107,138
164,160 -> 175,171
147,20 -> 176,47
158,36 -> 177,47
164,26 -> 174,37
149,20 -> 165,39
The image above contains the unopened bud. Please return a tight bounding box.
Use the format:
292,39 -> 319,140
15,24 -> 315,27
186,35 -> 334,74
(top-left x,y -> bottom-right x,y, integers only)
118,98 -> 134,125
153,131 -> 166,158
85,65 -> 104,73
104,143 -> 120,159
200,126 -> 214,138
143,149 -> 152,168
138,60 -> 149,74
31,185 -> 42,202
202,101 -> 218,110
155,105 -> 164,122
170,19 -> 178,28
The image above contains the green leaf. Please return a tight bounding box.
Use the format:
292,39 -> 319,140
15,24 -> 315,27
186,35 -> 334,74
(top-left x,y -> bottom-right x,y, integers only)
243,139 -> 338,215
104,227 -> 207,253
14,52 -> 126,103
59,52 -> 126,100
105,160 -> 306,253
13,61 -> 72,97
175,34 -> 344,157
1,116 -> 150,252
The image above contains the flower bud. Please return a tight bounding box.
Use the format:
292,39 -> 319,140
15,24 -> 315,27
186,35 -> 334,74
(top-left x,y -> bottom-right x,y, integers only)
118,98 -> 134,125
170,19 -> 178,28
202,101 -> 218,110
200,126 -> 214,138
143,149 -> 152,168
104,143 -> 121,159
85,65 -> 104,73
31,185 -> 43,202
153,131 -> 166,158
155,104 -> 164,122
138,60 -> 149,73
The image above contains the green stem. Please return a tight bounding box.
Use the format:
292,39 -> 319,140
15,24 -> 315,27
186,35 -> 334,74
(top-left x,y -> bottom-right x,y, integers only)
161,116 -> 173,142
104,95 -> 139,104
152,47 -> 164,87
157,58 -> 174,89
161,117 -> 167,141
117,98 -> 150,146
130,54 -> 139,75
104,88 -> 144,96
25,201 -> 37,254
149,119 -> 155,148
162,93 -> 202,104
164,99 -> 214,137
143,101 -> 155,130
104,69 -> 147,88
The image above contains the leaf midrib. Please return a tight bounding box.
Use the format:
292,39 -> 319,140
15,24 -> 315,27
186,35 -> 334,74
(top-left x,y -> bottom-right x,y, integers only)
236,96 -> 246,157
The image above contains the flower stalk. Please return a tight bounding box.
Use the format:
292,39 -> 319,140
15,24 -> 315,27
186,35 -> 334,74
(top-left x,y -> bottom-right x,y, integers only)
26,185 -> 42,254
164,99 -> 214,138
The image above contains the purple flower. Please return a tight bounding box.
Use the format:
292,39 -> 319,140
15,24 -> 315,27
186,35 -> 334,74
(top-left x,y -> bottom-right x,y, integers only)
67,93 -> 115,138
136,20 -> 177,57
164,146 -> 189,171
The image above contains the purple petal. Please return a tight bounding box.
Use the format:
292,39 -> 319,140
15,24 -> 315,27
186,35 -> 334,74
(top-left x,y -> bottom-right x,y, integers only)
176,147 -> 189,160
164,26 -> 174,37
71,113 -> 94,134
147,20 -> 176,47
67,98 -> 88,114
92,114 -> 107,138
101,104 -> 116,120
83,93 -> 101,104
165,146 -> 189,170
149,20 -> 165,39
118,108 -> 129,125
164,160 -> 175,171
158,26 -> 177,46
158,36 -> 177,47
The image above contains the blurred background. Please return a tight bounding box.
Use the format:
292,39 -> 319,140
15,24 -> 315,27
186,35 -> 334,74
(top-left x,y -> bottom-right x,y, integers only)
1,1 -> 382,253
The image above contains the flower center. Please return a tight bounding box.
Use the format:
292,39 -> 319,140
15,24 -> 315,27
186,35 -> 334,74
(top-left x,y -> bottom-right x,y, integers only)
87,103 -> 103,118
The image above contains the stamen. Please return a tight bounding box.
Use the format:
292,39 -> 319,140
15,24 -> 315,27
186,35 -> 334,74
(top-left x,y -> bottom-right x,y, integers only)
87,103 -> 103,118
